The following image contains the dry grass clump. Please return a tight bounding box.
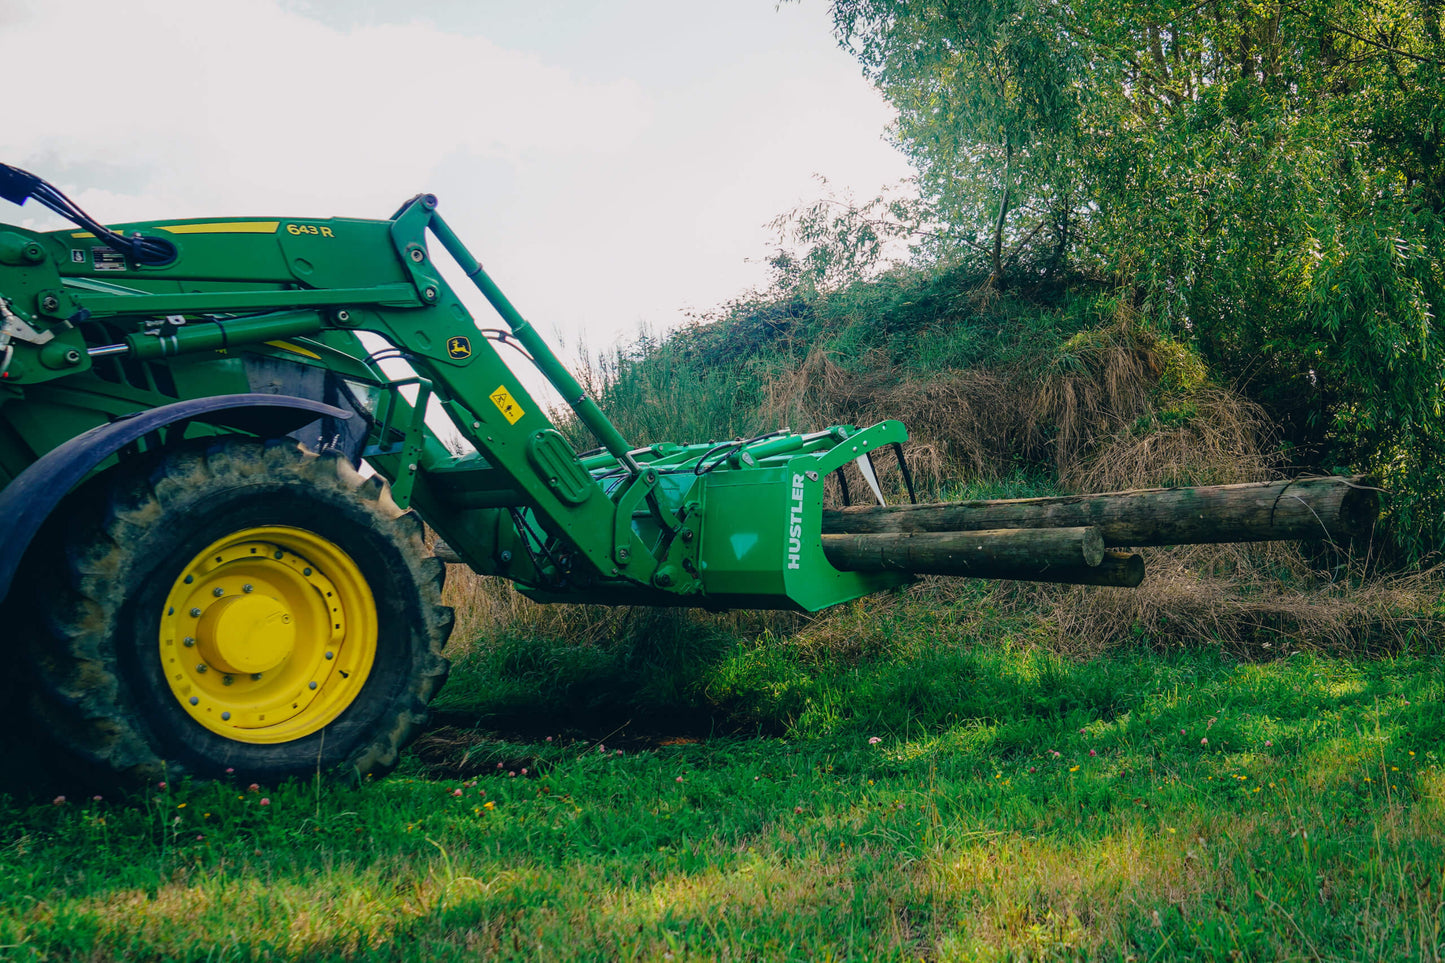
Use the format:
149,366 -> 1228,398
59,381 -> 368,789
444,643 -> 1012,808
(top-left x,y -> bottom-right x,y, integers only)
1066,388 -> 1283,491
759,345 -> 1034,496
1031,321 -> 1163,475
1001,543 -> 1444,657
751,316 -> 1277,500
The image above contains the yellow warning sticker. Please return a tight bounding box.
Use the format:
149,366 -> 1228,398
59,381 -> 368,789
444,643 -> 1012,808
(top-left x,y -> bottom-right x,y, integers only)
490,386 -> 524,424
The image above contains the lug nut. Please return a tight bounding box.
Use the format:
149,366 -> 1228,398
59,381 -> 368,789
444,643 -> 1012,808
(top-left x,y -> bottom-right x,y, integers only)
251,673 -> 263,681
308,681 -> 318,690
213,587 -> 224,597
325,651 -> 334,660
221,712 -> 231,721
243,584 -> 254,593
40,295 -> 58,312
190,608 -> 202,617
189,697 -> 199,706
222,675 -> 233,686
196,664 -> 208,673
183,636 -> 195,647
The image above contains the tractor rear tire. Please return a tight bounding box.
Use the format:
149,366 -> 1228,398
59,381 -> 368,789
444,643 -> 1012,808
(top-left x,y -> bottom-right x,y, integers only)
24,438 -> 452,786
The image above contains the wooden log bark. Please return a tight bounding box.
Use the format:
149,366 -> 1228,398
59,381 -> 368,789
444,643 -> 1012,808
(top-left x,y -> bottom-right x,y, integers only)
822,476 -> 1377,547
821,527 -> 1104,578
1017,551 -> 1145,588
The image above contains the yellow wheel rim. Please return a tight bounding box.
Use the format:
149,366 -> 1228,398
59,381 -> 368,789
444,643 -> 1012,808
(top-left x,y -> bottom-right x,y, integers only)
158,526 -> 378,744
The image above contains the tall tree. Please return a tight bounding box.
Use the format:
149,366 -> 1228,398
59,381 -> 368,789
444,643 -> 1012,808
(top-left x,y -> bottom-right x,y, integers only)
830,0 -> 1088,283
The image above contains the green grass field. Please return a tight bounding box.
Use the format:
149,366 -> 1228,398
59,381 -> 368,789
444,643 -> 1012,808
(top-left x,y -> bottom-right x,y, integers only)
4,589 -> 1444,961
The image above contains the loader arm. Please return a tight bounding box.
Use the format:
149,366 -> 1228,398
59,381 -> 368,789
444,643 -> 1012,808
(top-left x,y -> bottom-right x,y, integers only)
0,181 -> 910,613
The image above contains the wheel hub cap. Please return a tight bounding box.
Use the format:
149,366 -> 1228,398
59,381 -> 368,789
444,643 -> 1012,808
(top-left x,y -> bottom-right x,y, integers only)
158,525 -> 378,744
196,594 -> 295,674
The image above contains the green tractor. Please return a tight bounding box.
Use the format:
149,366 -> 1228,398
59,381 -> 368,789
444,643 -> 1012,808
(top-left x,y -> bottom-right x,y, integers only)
0,164 -> 1374,786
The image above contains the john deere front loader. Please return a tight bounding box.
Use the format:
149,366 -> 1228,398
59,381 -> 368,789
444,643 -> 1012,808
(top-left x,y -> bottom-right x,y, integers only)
0,165 -> 1375,786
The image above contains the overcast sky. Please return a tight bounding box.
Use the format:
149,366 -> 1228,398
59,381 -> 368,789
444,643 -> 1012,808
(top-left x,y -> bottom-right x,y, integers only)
0,0 -> 911,380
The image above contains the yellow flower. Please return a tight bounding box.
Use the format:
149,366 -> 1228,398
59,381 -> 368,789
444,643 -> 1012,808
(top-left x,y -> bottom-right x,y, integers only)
483,801 -> 495,810
1069,766 -> 1080,772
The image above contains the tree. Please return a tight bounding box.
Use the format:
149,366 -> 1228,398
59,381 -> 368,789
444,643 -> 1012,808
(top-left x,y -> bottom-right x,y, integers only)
829,0 -> 1089,283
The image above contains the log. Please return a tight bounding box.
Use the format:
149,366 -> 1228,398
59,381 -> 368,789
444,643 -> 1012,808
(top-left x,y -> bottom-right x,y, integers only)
821,527 -> 1104,578
822,476 -> 1377,547
1020,550 -> 1146,588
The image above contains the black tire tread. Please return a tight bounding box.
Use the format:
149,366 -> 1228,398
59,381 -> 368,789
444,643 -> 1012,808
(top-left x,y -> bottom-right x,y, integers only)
24,439 -> 452,785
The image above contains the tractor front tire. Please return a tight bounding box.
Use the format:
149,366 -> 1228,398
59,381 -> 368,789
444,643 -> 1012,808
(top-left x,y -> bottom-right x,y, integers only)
26,439 -> 452,785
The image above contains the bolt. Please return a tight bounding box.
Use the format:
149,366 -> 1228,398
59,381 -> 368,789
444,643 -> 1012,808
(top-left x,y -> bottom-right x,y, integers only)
273,550 -> 284,560
189,697 -> 199,706
681,530 -> 694,542
63,349 -> 81,365
183,636 -> 195,647
407,463 -> 417,472
499,550 -> 513,563
423,286 -> 437,301
325,651 -> 334,660
189,607 -> 202,618
471,421 -> 481,429
243,584 -> 254,593
222,675 -> 233,686
213,587 -> 224,597
196,664 -> 208,673
167,607 -> 175,616
336,309 -> 351,322
221,712 -> 231,721
184,575 -> 194,584
309,681 -> 318,690
410,248 -> 425,262
40,295 -> 58,312
302,567 -> 312,576
252,673 -> 262,680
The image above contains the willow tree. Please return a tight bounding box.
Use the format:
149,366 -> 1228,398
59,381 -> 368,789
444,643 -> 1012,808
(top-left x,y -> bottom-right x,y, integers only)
829,0 -> 1090,283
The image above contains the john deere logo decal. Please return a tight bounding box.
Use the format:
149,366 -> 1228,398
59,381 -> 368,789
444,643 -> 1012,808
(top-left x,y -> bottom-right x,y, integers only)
447,336 -> 472,360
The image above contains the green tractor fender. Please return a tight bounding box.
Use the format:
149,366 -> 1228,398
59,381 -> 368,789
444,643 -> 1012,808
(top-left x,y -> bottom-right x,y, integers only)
0,392 -> 353,604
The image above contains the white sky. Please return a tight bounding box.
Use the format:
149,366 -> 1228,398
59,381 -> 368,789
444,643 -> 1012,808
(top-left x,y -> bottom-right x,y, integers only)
0,0 -> 911,389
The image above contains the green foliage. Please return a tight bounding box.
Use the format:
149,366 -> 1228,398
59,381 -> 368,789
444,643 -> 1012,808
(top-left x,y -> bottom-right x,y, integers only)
799,0 -> 1445,559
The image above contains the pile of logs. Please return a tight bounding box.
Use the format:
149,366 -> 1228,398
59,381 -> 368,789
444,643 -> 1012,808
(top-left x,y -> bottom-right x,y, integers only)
821,476 -> 1378,587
